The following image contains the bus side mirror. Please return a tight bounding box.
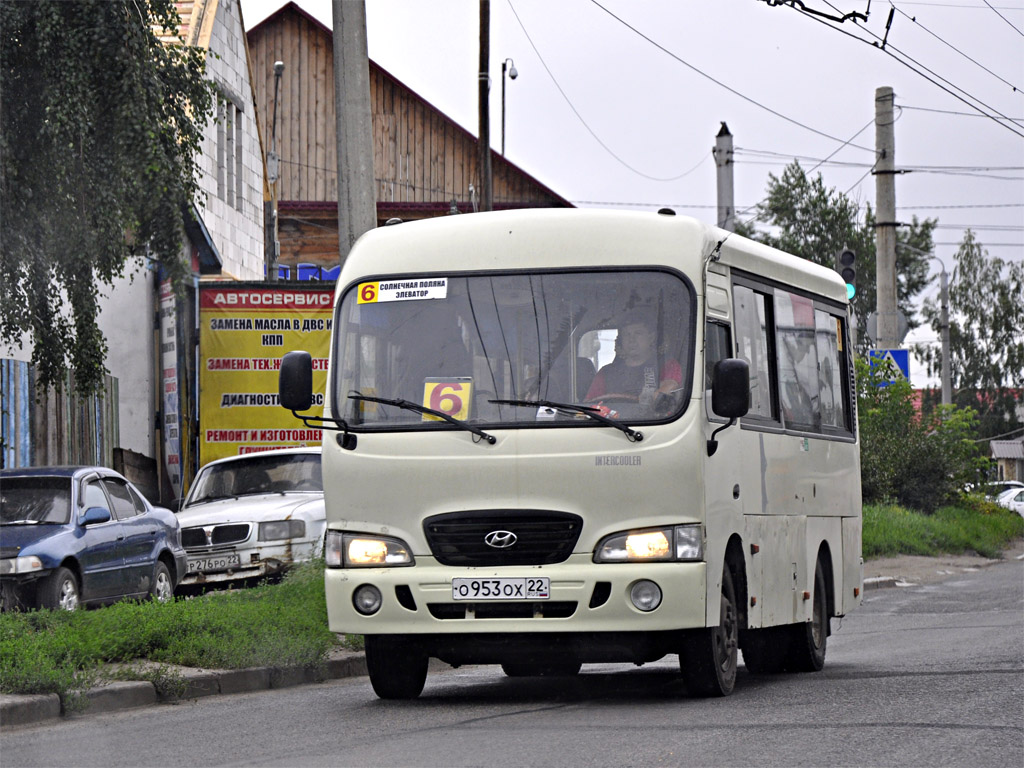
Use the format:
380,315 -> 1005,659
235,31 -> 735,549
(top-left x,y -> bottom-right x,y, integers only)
279,351 -> 314,411
708,358 -> 749,457
711,358 -> 750,419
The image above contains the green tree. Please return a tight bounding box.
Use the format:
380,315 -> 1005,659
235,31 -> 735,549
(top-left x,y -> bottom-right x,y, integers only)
0,0 -> 216,394
915,230 -> 1024,439
738,162 -> 934,354
856,358 -> 987,512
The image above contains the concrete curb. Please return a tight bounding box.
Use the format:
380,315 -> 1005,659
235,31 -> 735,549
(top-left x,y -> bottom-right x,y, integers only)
0,650 -> 368,729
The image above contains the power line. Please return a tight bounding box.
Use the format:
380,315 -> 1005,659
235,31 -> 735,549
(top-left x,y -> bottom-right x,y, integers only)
784,4 -> 1024,138
506,0 -> 713,182
901,104 -> 1024,118
890,3 -> 1023,93
583,0 -> 876,153
983,0 -> 1024,36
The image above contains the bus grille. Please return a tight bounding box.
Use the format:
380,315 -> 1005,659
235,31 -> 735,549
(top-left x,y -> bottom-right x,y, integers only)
423,510 -> 582,566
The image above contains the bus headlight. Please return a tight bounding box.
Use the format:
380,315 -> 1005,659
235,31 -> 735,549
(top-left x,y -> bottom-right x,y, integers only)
594,525 -> 703,563
325,531 -> 415,568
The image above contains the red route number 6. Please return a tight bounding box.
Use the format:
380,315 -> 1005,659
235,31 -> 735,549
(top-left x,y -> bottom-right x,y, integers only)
422,379 -> 472,420
429,382 -> 463,414
359,283 -> 377,303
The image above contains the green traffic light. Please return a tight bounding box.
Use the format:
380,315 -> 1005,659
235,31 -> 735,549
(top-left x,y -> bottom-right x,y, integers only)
847,283 -> 855,300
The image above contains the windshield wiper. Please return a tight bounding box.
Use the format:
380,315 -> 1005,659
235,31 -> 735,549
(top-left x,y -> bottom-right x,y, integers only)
0,519 -> 43,526
348,393 -> 497,445
488,399 -> 643,443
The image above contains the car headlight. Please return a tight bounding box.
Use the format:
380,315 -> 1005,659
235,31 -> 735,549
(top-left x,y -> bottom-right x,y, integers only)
325,530 -> 414,568
594,524 -> 703,563
259,520 -> 306,541
0,556 -> 44,575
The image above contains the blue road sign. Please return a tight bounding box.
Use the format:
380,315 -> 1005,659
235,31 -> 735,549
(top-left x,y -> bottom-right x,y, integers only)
869,349 -> 910,380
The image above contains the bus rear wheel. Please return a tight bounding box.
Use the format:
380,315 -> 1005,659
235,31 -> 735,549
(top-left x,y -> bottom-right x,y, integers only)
785,559 -> 828,672
680,566 -> 738,696
365,635 -> 428,699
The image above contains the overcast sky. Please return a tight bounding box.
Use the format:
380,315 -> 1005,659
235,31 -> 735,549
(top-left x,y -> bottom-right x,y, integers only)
239,0 -> 1023,386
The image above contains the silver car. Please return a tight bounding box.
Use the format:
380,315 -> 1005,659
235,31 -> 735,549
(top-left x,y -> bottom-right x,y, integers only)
176,448 -> 324,589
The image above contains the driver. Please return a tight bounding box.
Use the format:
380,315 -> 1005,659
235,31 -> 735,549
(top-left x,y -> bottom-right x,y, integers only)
585,311 -> 681,407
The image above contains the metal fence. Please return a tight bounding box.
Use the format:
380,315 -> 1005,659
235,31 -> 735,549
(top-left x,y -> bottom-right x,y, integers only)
1,359 -> 119,469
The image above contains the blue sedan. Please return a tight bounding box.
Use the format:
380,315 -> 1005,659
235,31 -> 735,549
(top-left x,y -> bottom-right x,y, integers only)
0,466 -> 187,611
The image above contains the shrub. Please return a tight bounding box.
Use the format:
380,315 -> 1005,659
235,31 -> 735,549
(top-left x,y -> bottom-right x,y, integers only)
856,358 -> 988,512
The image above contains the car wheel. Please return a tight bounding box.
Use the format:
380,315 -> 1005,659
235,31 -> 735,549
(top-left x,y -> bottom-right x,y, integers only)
39,566 -> 80,611
150,562 -> 174,603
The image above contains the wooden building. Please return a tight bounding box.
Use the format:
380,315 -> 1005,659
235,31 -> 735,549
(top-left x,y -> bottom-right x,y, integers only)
246,2 -> 572,271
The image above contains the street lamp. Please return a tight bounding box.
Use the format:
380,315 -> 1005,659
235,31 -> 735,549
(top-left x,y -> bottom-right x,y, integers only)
900,242 -> 952,406
501,58 -> 517,156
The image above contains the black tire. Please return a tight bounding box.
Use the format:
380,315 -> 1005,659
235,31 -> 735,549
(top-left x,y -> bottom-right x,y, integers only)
150,561 -> 174,603
39,566 -> 80,611
784,559 -> 828,672
365,635 -> 429,700
680,566 -> 738,696
741,626 -> 790,674
501,660 -> 582,677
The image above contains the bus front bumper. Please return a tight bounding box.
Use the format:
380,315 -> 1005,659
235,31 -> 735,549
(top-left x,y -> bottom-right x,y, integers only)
324,557 -> 708,639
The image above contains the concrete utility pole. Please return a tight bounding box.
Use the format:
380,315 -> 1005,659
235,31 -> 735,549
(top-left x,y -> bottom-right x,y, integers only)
332,0 -> 377,265
939,265 -> 952,405
266,61 -> 284,282
477,0 -> 493,212
874,86 -> 900,350
714,122 -> 735,232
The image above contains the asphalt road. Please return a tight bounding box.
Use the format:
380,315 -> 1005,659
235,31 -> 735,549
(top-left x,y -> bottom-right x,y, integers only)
3,558 -> 1022,768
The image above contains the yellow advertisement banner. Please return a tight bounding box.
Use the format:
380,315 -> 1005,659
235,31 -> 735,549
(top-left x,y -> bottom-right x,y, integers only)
198,285 -> 333,465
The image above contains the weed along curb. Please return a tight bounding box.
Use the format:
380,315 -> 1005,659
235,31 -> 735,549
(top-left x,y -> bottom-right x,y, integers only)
0,650 -> 368,728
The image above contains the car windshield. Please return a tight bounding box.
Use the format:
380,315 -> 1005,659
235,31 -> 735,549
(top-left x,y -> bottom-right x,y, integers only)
0,477 -> 72,524
185,454 -> 322,505
335,270 -> 695,429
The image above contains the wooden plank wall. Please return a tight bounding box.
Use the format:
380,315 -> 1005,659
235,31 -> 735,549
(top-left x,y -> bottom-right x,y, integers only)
247,6 -> 565,209
1,359 -> 118,469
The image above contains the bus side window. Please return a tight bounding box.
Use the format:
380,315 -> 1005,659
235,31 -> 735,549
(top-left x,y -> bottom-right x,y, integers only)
733,285 -> 777,421
705,322 -> 732,390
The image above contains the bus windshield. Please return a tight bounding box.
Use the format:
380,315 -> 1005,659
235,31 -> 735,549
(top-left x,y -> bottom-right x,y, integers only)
334,269 -> 695,429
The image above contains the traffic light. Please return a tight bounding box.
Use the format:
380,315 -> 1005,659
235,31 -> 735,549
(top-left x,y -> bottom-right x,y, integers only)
836,248 -> 856,300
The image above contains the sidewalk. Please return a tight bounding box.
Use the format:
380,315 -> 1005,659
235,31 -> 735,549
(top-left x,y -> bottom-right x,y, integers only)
4,543 -> 1022,729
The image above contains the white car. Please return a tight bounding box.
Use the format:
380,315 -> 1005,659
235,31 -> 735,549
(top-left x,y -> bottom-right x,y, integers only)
996,487 -> 1024,517
176,448 -> 325,589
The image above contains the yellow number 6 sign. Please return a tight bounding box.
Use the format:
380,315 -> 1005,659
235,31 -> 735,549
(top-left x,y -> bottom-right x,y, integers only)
422,378 -> 473,421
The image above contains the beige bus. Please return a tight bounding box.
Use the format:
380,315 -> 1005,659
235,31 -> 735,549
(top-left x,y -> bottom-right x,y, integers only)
279,208 -> 863,699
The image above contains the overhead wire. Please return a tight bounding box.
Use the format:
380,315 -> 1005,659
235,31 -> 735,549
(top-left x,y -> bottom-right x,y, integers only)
783,3 -> 1024,138
584,0 -> 876,153
506,0 -> 713,181
982,0 -> 1024,36
889,3 -> 1023,93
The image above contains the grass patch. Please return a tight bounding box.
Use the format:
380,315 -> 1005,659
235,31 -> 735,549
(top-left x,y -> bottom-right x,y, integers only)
864,496 -> 1024,559
0,559 -> 359,703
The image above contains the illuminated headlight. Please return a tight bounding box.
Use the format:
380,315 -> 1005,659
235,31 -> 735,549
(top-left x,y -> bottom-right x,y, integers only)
0,556 -> 44,575
594,524 -> 703,563
325,530 -> 414,568
259,520 -> 306,541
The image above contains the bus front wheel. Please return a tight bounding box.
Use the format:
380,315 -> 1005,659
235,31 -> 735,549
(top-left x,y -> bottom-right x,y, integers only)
365,635 -> 428,699
680,567 -> 738,696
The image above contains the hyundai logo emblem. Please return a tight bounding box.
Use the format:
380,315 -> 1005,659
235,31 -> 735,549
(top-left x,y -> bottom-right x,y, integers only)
484,530 -> 518,549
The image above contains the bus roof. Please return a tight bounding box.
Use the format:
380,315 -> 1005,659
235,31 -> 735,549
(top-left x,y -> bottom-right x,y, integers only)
341,209 -> 848,306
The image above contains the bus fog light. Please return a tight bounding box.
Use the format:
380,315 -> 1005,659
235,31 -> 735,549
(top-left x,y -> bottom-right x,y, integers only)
353,584 -> 383,615
629,580 -> 662,612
